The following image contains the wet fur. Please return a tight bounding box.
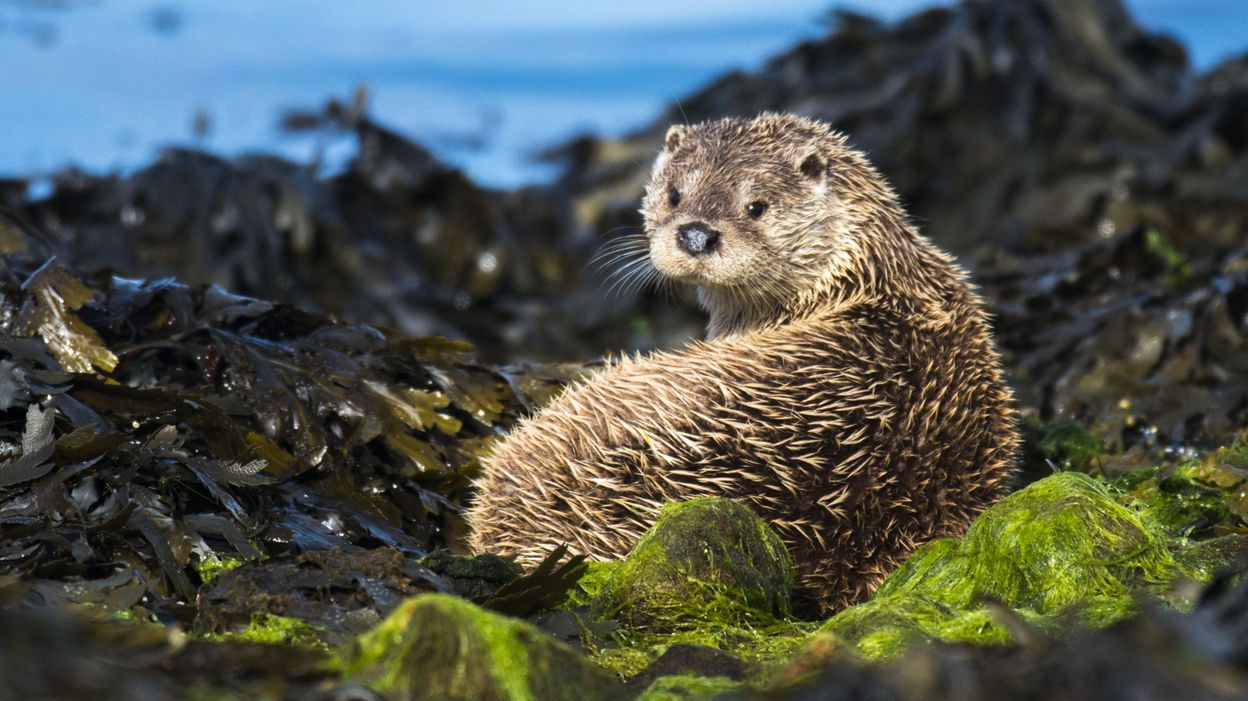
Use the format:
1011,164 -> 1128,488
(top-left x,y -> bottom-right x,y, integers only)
467,114 -> 1018,614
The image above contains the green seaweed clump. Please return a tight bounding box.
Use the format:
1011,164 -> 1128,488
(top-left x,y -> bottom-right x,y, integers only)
1143,227 -> 1193,285
563,561 -> 621,609
817,472 -> 1203,661
345,593 -> 626,701
1177,443 -> 1248,522
1110,467 -> 1231,538
204,613 -> 331,652
590,498 -> 794,630
193,554 -> 248,584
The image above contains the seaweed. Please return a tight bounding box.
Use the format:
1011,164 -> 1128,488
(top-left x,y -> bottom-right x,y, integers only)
753,573 -> 1248,701
567,500 -> 814,681
200,612 -> 332,652
589,499 -> 794,629
814,472 -> 1202,661
345,593 -> 628,701
1039,422 -> 1105,473
0,259 -> 585,626
635,674 -> 741,701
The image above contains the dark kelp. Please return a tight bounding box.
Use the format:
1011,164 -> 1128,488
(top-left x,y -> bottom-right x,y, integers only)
0,256 -> 586,634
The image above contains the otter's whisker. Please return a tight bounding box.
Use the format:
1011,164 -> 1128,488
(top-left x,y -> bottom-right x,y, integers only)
586,234 -> 650,274
603,256 -> 656,299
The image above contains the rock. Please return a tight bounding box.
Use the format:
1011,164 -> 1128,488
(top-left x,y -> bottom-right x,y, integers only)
751,574 -> 1248,701
815,471 -> 1204,660
346,593 -> 627,701
421,549 -> 521,600
624,643 -> 747,696
590,498 -> 794,629
194,548 -> 454,647
635,674 -> 742,701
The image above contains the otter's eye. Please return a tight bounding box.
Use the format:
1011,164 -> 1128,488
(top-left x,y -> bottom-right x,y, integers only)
668,188 -> 681,207
747,201 -> 768,219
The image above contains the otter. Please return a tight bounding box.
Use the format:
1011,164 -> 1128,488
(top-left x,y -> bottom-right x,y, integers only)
467,113 -> 1018,614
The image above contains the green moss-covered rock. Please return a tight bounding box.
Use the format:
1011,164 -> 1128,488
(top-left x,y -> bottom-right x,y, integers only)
590,498 -> 794,630
883,471 -> 1194,611
818,471 -> 1204,660
635,674 -> 741,700
346,593 -> 626,701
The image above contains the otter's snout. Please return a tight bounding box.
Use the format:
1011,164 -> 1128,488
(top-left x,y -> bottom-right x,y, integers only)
676,222 -> 721,256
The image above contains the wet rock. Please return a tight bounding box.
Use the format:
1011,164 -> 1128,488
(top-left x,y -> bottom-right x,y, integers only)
346,593 -> 627,701
589,498 -> 794,630
194,547 -> 453,647
624,643 -> 746,696
635,674 -> 742,701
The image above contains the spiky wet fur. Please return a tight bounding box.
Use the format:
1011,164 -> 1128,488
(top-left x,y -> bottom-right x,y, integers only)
467,114 -> 1018,614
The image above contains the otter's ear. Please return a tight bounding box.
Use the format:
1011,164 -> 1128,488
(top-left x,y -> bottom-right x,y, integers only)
799,151 -> 825,181
664,124 -> 686,152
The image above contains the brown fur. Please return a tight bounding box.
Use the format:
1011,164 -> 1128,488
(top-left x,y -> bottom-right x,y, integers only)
466,114 -> 1018,614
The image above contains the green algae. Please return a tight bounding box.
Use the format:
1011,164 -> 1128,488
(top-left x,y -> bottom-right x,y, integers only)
635,674 -> 742,700
886,472 -> 1192,610
572,499 -> 810,681
563,561 -> 620,609
1108,443 -> 1248,538
586,619 -> 814,681
106,607 -> 160,625
325,453 -> 1248,699
1175,443 -> 1248,522
817,592 -> 1024,658
817,472 -> 1204,661
193,553 -> 248,584
1109,467 -> 1231,537
1039,421 -> 1104,472
422,549 -> 522,599
204,613 -> 331,652
1144,227 -> 1193,285
346,593 -> 626,701
565,460 -> 1248,686
590,498 -> 794,629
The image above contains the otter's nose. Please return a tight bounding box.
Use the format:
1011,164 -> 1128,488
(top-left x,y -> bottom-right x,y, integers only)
676,222 -> 721,256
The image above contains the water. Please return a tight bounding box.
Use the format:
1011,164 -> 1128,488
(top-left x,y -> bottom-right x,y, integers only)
1,0 -> 1244,188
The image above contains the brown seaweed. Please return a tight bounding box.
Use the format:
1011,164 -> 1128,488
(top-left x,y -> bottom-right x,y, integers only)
0,258 -> 583,624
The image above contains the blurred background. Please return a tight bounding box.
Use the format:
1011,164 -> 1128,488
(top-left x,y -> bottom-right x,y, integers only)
0,0 -> 1243,186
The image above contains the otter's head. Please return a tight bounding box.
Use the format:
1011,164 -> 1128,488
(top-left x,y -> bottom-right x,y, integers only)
641,114 -> 901,336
